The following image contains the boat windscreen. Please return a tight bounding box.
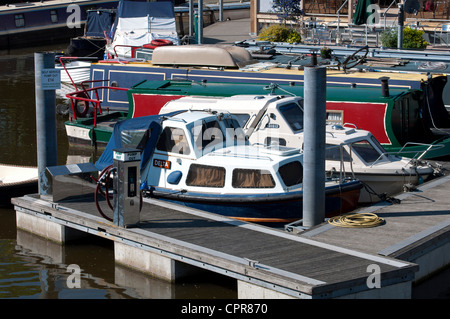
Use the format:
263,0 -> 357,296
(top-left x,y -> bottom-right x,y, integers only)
121,129 -> 148,148
279,102 -> 304,132
351,140 -> 383,164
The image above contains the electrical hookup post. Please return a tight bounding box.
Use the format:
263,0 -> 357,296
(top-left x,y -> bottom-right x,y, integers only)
113,148 -> 142,228
35,52 -> 60,195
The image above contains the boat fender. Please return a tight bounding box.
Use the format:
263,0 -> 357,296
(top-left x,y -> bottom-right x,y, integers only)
167,170 -> 183,185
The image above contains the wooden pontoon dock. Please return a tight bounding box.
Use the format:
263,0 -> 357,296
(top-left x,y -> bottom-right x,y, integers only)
11,172 -> 450,299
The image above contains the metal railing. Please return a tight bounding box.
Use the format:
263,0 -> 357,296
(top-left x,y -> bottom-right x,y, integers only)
65,80 -> 128,126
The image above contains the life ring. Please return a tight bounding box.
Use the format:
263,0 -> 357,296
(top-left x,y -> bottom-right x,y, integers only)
73,91 -> 90,118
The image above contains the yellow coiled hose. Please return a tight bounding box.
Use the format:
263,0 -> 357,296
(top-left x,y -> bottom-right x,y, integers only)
328,212 -> 385,228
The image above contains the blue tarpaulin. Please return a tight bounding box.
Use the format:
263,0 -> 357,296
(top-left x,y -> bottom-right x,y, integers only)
85,9 -> 116,38
95,114 -> 165,171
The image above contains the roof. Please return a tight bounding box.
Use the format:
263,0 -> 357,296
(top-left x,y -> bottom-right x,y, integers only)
325,125 -> 372,144
131,79 -> 415,103
163,95 -> 285,113
164,110 -> 220,125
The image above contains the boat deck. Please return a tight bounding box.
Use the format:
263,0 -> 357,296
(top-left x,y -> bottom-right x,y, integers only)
11,171 -> 450,298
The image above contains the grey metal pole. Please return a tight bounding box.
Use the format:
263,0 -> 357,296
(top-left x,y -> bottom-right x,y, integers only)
197,0 -> 203,44
189,0 -> 194,37
219,0 -> 223,22
302,66 -> 326,228
34,52 -> 58,195
397,4 -> 404,49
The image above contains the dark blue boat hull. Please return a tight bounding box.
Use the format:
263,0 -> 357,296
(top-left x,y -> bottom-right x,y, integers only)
146,180 -> 362,223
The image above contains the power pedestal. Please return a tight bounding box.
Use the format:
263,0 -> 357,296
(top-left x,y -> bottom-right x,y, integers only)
113,148 -> 142,228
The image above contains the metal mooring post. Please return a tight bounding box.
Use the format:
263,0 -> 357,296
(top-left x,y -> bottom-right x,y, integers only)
197,0 -> 204,44
397,4 -> 404,49
219,0 -> 223,22
302,66 -> 326,228
34,52 -> 59,195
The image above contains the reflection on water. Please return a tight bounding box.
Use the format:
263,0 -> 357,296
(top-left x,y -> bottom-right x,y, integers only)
0,208 -> 237,299
0,46 -> 237,299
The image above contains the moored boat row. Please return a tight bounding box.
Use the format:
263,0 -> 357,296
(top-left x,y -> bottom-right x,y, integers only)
159,94 -> 442,203
94,111 -> 363,224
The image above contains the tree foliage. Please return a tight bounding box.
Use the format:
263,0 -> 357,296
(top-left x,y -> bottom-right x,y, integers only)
271,0 -> 303,25
380,27 -> 429,49
258,25 -> 302,43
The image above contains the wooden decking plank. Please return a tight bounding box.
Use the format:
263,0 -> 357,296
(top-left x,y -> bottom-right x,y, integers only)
13,191 -> 421,298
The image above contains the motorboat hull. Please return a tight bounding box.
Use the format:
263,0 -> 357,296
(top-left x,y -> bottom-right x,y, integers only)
148,180 -> 363,224
0,164 -> 38,206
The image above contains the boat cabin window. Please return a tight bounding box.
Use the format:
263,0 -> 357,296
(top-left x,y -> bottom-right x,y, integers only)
278,161 -> 303,186
279,102 -> 304,132
50,10 -> 58,23
370,136 -> 389,156
156,127 -> 190,155
326,111 -> 343,125
351,140 -> 382,164
230,114 -> 250,128
121,129 -> 149,148
192,120 -> 223,151
15,14 -> 25,28
223,118 -> 248,146
325,144 -> 352,162
186,164 -> 225,188
232,169 -> 275,188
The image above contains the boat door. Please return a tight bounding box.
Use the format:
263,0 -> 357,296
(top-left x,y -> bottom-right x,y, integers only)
391,92 -> 426,146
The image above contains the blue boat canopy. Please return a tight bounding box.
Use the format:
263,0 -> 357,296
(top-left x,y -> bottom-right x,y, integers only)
95,113 -> 171,171
85,9 -> 116,38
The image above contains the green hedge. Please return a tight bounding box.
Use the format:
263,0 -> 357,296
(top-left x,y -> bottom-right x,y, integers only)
258,25 -> 302,43
380,27 -> 429,49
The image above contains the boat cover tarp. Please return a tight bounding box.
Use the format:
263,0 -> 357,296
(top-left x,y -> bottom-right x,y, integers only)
95,114 -> 164,172
109,0 -> 179,57
85,9 -> 116,38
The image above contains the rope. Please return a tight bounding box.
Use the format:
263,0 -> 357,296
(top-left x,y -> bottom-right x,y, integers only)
328,212 -> 385,228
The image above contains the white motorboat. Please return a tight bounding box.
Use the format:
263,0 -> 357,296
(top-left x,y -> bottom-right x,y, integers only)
95,110 -> 362,224
160,94 -> 440,203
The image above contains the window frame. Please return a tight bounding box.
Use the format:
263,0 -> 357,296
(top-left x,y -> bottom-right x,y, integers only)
186,164 -> 226,188
232,168 -> 276,189
14,14 -> 25,28
278,101 -> 305,132
156,126 -> 191,155
50,10 -> 58,23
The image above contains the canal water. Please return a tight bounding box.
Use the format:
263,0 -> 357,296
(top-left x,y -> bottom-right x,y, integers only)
1,45 -> 449,300
0,45 -> 236,299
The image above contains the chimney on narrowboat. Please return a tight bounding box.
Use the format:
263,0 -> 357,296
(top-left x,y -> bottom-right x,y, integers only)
380,76 -> 390,97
